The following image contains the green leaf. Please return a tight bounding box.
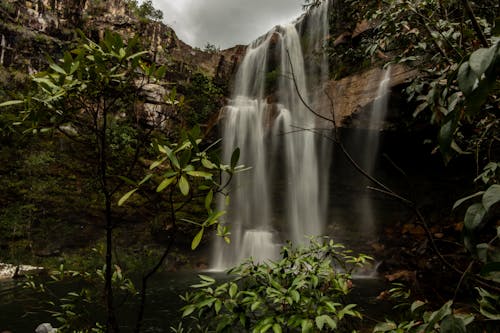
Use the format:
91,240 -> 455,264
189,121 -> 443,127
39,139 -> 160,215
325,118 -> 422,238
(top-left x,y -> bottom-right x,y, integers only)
440,315 -> 467,333
427,300 -> 453,329
126,50 -> 148,61
251,301 -> 261,312
290,290 -> 300,303
457,62 -> 478,95
156,176 -> 176,192
410,300 -> 426,313
149,156 -> 167,170
50,63 -> 67,75
138,174 -> 153,186
469,47 -> 496,77
482,185 -> 500,211
181,304 -> 196,317
214,299 -> 222,314
373,321 -> 397,332
0,100 -> 24,107
205,210 -> 226,227
464,203 -> 486,231
186,170 -> 213,179
179,175 -> 189,196
191,228 -> 204,250
315,315 -> 335,330
118,188 -> 138,206
438,119 -> 455,154
199,274 -> 216,283
205,190 -> 213,211
230,147 -> 240,169
301,319 -> 313,333
229,282 -> 238,298
202,158 -> 216,169
163,146 -> 180,169
272,323 -> 282,333
476,243 -> 490,263
477,287 -> 500,320
69,61 -> 80,74
453,191 -> 485,210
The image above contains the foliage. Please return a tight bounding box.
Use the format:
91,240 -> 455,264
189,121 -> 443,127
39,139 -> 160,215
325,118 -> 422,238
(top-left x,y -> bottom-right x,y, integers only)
324,0 -> 499,162
181,73 -> 225,127
119,125 -> 244,250
373,284 -> 474,333
204,43 -> 220,53
373,300 -> 473,333
24,263 -> 134,332
452,162 -> 500,283
476,287 -> 500,320
0,30 -> 167,332
175,237 -> 372,332
125,0 -> 163,21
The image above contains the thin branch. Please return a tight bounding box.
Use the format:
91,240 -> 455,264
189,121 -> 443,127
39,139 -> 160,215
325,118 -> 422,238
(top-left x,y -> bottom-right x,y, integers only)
460,0 -> 489,48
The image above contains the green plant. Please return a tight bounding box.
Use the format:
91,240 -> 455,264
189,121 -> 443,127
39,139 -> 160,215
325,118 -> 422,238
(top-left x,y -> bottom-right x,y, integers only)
476,287 -> 500,320
125,0 -> 163,21
118,125 -> 243,332
175,237 -> 372,332
24,263 -> 134,332
373,300 -> 474,333
452,162 -> 500,283
181,73 -> 225,127
373,285 -> 474,333
0,30 -> 166,332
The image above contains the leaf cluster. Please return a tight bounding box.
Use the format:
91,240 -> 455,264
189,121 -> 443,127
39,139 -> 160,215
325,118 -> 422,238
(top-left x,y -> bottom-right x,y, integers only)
175,237 -> 372,332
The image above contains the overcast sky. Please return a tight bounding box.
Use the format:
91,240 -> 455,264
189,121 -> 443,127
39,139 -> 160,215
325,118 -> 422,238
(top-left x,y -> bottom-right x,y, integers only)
152,0 -> 305,49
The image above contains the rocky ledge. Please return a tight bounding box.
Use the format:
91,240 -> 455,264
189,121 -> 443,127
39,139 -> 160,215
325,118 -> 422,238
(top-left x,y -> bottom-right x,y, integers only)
0,263 -> 45,279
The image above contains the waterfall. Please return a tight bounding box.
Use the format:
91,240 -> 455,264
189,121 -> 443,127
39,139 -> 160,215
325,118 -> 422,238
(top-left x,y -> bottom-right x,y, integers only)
358,67 -> 392,232
210,0 -> 331,270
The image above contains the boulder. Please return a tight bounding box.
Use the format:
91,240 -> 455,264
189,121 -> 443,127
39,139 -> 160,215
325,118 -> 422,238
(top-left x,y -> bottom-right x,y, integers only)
35,323 -> 57,333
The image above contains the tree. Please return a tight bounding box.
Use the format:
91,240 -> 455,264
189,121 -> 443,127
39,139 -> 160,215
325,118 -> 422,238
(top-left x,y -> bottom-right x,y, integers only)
1,30 -> 167,332
126,0 -> 164,21
1,30 -> 244,332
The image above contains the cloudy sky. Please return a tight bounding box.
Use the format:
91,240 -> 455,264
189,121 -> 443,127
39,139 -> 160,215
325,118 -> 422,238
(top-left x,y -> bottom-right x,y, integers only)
152,0 -> 305,49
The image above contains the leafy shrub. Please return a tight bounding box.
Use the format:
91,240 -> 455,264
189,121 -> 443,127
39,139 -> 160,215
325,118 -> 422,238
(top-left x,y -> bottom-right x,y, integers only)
175,237 -> 372,332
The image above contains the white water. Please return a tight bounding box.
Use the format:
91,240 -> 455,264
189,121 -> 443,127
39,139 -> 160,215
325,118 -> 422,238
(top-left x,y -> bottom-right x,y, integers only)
210,1 -> 331,270
359,67 -> 392,232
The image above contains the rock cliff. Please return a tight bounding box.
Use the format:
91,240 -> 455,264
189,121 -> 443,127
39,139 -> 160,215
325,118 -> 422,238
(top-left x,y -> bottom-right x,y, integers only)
0,0 -> 243,104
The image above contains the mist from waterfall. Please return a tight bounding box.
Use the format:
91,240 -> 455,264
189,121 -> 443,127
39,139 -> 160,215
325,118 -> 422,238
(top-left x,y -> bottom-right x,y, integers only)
210,0 -> 331,270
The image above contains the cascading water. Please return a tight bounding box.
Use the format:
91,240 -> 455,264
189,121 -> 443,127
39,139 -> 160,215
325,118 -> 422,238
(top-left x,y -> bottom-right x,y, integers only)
358,67 -> 392,232
210,0 -> 331,270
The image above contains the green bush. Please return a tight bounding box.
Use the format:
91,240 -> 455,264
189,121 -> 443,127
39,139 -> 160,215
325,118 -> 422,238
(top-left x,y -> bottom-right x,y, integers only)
175,237 -> 372,332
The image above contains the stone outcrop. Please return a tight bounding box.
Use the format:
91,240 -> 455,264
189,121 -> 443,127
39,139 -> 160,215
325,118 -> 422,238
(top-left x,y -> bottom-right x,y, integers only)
0,262 -> 44,279
316,64 -> 418,129
0,0 -> 241,83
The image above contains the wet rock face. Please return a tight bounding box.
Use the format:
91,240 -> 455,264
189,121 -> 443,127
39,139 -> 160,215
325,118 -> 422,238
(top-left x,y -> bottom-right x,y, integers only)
316,65 -> 418,129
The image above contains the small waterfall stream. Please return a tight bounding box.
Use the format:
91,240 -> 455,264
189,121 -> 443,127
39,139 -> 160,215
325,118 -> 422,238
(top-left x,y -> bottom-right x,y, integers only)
359,68 -> 392,232
210,1 -> 331,270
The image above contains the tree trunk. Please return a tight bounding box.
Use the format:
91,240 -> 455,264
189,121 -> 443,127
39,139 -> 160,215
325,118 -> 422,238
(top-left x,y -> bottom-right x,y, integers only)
105,195 -> 120,333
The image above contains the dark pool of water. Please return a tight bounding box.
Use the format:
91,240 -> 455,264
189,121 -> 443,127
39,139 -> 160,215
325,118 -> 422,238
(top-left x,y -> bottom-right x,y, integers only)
0,270 -> 390,333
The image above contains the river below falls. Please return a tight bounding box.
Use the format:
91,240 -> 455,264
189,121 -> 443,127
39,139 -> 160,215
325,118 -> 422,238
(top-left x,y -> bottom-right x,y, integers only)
0,271 -> 390,332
